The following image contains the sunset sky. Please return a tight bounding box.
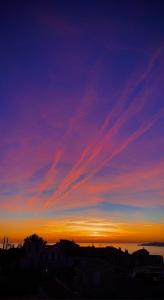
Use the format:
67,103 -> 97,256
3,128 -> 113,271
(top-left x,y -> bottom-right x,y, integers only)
0,0 -> 164,243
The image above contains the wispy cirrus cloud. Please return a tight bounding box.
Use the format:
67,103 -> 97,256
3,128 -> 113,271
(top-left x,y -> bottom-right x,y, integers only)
42,47 -> 164,209
1,1 -> 164,244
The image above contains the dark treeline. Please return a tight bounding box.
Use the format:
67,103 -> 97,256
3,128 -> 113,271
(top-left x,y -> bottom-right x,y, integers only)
0,234 -> 164,299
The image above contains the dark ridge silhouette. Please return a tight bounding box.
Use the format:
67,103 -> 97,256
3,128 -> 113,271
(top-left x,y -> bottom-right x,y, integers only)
0,233 -> 164,299
140,242 -> 164,247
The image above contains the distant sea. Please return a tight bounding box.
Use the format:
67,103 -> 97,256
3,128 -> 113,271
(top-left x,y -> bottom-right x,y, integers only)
1,242 -> 164,258
79,242 -> 164,258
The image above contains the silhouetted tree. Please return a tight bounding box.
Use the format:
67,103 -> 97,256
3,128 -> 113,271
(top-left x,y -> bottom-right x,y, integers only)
23,234 -> 47,252
55,239 -> 79,249
132,248 -> 149,256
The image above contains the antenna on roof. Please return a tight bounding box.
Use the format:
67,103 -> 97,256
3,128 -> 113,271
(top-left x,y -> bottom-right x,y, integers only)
2,236 -> 5,249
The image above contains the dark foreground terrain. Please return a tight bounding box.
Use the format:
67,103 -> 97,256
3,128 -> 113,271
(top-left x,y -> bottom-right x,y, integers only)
0,235 -> 164,299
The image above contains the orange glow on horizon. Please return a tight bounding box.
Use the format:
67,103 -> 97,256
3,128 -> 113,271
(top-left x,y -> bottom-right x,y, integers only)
1,217 -> 164,244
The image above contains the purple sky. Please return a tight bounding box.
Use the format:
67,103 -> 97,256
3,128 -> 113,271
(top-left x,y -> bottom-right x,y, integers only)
0,0 -> 164,242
